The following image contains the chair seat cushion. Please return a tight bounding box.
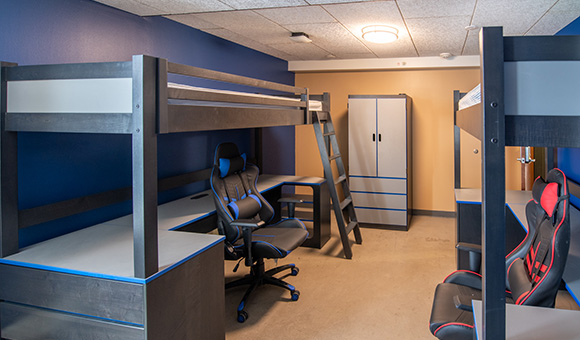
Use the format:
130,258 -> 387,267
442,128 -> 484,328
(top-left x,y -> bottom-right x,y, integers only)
234,218 -> 309,259
429,282 -> 481,340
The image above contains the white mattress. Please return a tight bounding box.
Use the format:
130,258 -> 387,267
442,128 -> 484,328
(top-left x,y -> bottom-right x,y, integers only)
168,82 -> 323,111
458,83 -> 481,111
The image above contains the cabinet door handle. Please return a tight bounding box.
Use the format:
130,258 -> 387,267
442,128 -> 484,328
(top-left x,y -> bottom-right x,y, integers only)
372,133 -> 375,141
379,134 -> 382,142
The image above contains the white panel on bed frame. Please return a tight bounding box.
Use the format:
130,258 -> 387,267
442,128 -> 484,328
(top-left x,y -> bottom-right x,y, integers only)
504,61 -> 580,116
7,78 -> 133,113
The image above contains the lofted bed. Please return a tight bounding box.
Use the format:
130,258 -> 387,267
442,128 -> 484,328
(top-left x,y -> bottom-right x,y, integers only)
452,27 -> 580,339
0,55 -> 330,338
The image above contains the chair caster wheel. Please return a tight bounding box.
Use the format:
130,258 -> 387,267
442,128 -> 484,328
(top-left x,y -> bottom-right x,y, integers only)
291,267 -> 299,276
237,310 -> 248,323
291,290 -> 300,301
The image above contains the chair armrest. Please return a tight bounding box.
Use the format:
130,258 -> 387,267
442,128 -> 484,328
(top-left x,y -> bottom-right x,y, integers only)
456,242 -> 482,273
229,220 -> 265,266
230,219 -> 265,229
278,196 -> 305,204
278,196 -> 305,218
456,242 -> 482,253
453,295 -> 475,312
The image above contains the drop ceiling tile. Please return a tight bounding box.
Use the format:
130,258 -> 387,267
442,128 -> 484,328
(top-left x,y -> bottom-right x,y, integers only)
471,0 -> 557,36
268,42 -> 331,60
283,23 -> 370,54
219,0 -> 308,10
323,1 -> 402,27
331,52 -> 377,59
406,16 -> 472,56
366,41 -> 419,58
93,0 -> 161,16
196,10 -> 291,45
136,0 -> 234,14
255,6 -> 336,25
462,30 -> 480,55
306,0 -> 377,4
203,28 -> 296,60
527,0 -> 580,35
397,0 -> 476,18
164,14 -> 221,30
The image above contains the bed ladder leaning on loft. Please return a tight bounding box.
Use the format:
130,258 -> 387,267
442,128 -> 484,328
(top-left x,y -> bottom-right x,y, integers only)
313,111 -> 363,259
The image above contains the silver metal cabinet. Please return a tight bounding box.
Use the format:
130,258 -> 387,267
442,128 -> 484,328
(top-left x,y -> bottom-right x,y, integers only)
348,95 -> 412,229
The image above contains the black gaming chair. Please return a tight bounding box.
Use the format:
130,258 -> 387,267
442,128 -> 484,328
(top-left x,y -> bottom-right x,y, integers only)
210,142 -> 309,323
429,168 -> 571,339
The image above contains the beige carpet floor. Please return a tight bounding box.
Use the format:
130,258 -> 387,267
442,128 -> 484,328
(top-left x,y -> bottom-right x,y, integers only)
223,215 -> 579,340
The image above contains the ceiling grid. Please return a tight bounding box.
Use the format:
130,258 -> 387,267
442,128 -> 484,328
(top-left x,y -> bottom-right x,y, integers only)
93,0 -> 580,61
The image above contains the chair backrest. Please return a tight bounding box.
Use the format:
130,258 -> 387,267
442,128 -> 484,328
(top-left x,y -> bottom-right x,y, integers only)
210,142 -> 274,246
507,168 -> 570,307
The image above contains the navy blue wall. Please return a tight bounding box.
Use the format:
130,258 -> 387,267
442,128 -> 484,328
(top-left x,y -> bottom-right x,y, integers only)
556,16 -> 580,209
0,0 -> 296,247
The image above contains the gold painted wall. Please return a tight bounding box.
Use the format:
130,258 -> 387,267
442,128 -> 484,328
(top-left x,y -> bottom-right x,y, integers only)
295,68 -> 521,213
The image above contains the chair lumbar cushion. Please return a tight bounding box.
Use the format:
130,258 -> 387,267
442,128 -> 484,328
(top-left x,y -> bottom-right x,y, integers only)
227,194 -> 262,219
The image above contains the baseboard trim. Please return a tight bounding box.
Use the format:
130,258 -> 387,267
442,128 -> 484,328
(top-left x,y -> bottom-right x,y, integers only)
411,209 -> 456,218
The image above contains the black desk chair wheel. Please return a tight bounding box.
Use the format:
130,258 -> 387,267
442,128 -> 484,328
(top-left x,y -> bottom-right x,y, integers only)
210,142 -> 309,323
429,168 -> 571,339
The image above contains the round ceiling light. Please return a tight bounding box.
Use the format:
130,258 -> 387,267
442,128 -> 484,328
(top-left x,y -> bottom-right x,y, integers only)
362,25 -> 398,43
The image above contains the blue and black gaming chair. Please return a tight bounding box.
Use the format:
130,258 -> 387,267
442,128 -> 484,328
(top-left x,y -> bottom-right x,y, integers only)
210,142 -> 309,323
429,168 -> 571,339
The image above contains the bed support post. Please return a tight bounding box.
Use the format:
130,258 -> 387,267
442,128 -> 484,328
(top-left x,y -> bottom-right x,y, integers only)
453,90 -> 462,189
132,55 -> 159,278
0,62 -> 19,258
480,27 -> 506,340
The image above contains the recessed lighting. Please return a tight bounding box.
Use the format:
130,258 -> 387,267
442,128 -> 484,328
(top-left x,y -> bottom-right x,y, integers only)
362,25 -> 398,44
289,32 -> 312,43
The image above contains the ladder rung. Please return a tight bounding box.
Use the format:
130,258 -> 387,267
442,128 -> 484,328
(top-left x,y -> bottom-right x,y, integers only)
335,174 -> 347,185
323,131 -> 335,137
329,153 -> 341,161
340,197 -> 352,210
346,221 -> 358,234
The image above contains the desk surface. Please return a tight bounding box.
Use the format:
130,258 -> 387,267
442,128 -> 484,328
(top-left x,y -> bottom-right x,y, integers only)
0,174 -> 326,282
472,300 -> 580,340
455,188 -> 532,205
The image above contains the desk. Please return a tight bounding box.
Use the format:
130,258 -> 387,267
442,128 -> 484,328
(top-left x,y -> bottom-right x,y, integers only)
258,175 -> 330,249
0,202 -> 225,339
472,300 -> 580,340
173,174 -> 331,249
454,189 -> 529,269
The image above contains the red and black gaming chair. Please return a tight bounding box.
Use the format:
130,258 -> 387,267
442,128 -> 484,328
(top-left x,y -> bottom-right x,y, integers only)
429,168 -> 571,340
210,142 -> 309,323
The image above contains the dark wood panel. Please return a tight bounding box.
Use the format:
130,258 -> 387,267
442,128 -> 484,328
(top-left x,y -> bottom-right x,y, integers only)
5,61 -> 133,80
5,112 -> 133,134
1,302 -> 144,340
167,105 -> 306,132
0,265 -> 145,325
505,116 -> 580,148
504,36 -> 580,62
145,243 -> 225,340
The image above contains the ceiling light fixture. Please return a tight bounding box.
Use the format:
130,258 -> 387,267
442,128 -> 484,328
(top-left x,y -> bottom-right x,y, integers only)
290,32 -> 312,43
362,25 -> 398,43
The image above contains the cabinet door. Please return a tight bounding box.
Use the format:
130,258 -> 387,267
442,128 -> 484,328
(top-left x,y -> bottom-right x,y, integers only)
348,98 -> 377,177
377,98 -> 407,178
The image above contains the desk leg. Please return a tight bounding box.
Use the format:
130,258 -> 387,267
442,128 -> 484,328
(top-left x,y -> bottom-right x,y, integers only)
302,182 -> 331,249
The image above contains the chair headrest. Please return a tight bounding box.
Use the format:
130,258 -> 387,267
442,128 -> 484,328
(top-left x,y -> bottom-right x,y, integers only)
214,142 -> 247,178
532,168 -> 567,218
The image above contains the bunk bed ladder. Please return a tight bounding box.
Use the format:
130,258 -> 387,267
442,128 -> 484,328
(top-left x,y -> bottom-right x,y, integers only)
313,111 -> 362,259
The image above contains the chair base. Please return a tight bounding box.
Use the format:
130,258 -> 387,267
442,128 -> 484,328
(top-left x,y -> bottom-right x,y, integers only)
226,258 -> 300,323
